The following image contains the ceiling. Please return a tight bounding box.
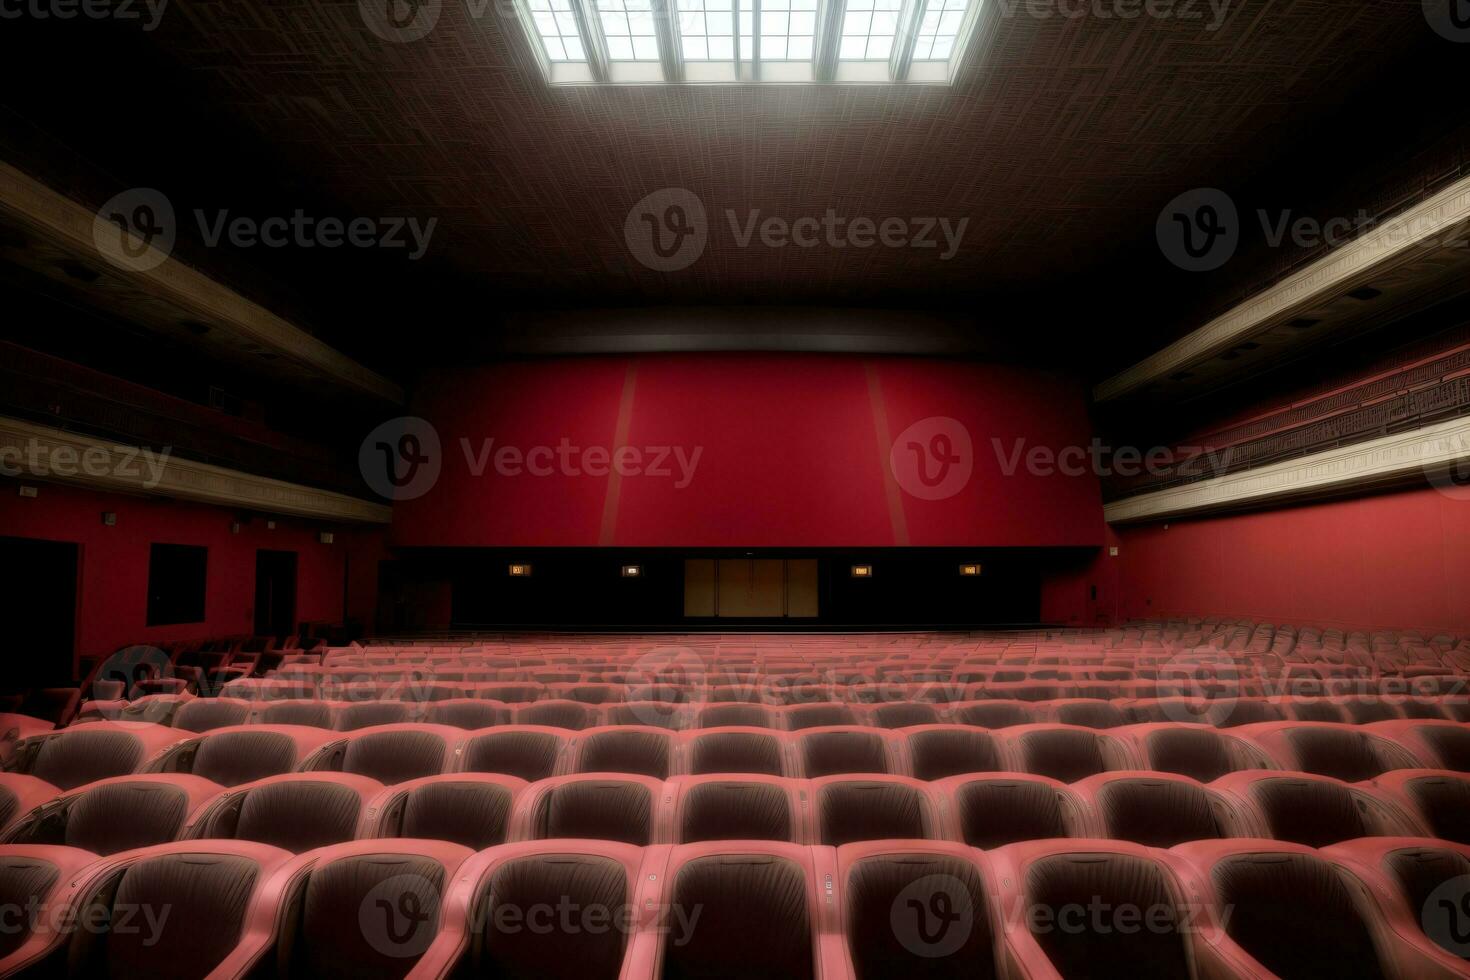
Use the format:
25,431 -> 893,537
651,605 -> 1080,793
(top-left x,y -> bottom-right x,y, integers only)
0,0 -> 1464,381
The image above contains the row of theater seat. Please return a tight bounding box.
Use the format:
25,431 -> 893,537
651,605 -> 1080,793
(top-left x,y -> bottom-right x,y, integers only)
2,835 -> 1468,978
4,761 -> 1470,857
7,717 -> 1469,789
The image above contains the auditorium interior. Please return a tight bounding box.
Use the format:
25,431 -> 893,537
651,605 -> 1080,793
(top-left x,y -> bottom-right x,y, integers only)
0,1 -> 1469,977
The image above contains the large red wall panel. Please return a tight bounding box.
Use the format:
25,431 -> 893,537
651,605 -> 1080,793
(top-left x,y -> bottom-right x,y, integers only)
390,354 -> 1105,548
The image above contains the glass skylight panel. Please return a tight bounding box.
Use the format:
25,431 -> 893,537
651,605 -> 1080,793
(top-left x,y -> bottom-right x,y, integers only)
759,0 -> 817,61
839,0 -> 900,61
527,0 -> 586,62
680,0 -> 737,60
912,0 -> 966,61
598,0 -> 661,61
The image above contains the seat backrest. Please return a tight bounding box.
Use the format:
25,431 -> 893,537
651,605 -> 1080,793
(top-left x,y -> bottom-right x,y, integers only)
1052,701 -> 1125,729
1284,699 -> 1346,723
904,728 -> 1001,781
1025,852 -> 1190,980
800,730 -> 890,777
1216,699 -> 1284,728
870,702 -> 941,729
1382,845 -> 1470,958
334,700 -> 415,731
953,778 -> 1071,849
423,699 -> 507,729
1418,725 -> 1470,771
1336,699 -> 1402,724
953,701 -> 1032,728
575,729 -> 671,779
1143,727 -> 1237,783
1403,773 -> 1470,844
696,703 -> 776,729
679,779 -> 796,843
461,729 -> 564,781
258,700 -> 335,729
77,851 -> 262,979
1093,776 -> 1224,847
287,849 -> 456,978
62,778 -> 201,854
688,731 -> 786,776
518,701 -> 595,731
192,729 -> 307,786
173,698 -> 253,733
844,852 -> 996,980
817,779 -> 932,847
1211,850 -> 1388,979
473,853 -> 630,980
396,778 -> 517,850
662,853 -> 814,980
1013,728 -> 1109,782
1248,776 -> 1371,847
30,729 -> 145,790
1286,727 -> 1396,781
785,703 -> 859,730
342,728 -> 452,784
216,777 -> 373,853
529,779 -> 654,845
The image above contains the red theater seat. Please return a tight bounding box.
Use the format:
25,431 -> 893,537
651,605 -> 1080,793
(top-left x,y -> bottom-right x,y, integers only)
994,724 -> 1134,783
695,702 -> 777,728
670,774 -> 805,844
333,699 -> 417,731
990,840 -> 1197,980
413,841 -> 647,980
783,702 -> 861,730
865,701 -> 944,729
1212,771 -> 1425,846
341,724 -> 467,784
0,844 -> 101,973
422,697 -> 510,729
0,774 -> 59,837
1172,839 -> 1455,980
171,696 -> 254,732
147,724 -> 346,787
935,773 -> 1087,848
677,727 -> 791,776
812,774 -> 941,846
901,724 -> 1002,780
255,699 -> 336,728
798,727 -> 899,777
1240,721 -> 1421,782
1323,837 -> 1470,971
838,840 -> 1001,980
516,699 -> 596,730
1071,772 -> 1236,847
1,772 -> 220,857
267,839 -> 475,979
1113,722 -> 1276,782
37,840 -> 297,979
951,700 -> 1034,729
1043,699 -> 1127,729
570,726 -> 673,779
513,773 -> 664,845
1371,769 -> 1470,845
459,726 -> 568,781
1367,719 -> 1470,771
182,772 -> 382,853
645,842 -> 839,980
11,722 -> 189,790
603,701 -> 693,729
359,772 -> 526,850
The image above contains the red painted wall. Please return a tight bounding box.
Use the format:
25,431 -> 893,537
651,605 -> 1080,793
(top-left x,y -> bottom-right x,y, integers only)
1106,487 -> 1470,633
392,354 -> 1104,548
0,481 -> 376,658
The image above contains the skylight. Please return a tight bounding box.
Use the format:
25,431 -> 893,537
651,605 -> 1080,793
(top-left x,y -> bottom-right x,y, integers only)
512,0 -> 981,85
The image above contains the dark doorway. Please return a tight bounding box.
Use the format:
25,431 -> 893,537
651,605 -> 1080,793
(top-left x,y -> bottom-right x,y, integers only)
0,536 -> 79,686
254,550 -> 298,638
